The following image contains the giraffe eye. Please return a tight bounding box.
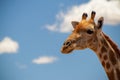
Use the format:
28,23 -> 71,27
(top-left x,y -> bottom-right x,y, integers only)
87,29 -> 94,34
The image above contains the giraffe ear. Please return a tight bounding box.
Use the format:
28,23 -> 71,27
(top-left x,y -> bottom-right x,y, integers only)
71,21 -> 79,29
96,17 -> 104,29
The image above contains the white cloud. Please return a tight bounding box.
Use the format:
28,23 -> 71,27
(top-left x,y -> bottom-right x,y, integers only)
32,56 -> 58,64
0,37 -> 19,54
46,0 -> 120,33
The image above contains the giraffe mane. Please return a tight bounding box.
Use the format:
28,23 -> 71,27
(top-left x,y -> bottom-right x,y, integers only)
102,32 -> 120,59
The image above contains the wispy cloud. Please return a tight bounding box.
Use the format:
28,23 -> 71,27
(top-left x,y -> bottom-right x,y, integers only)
32,56 -> 58,64
0,37 -> 19,54
16,62 -> 27,69
46,0 -> 120,33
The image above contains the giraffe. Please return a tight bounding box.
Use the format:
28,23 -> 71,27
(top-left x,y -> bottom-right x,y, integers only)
61,11 -> 120,80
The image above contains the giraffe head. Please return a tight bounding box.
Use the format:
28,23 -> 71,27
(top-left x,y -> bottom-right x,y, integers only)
61,11 -> 104,54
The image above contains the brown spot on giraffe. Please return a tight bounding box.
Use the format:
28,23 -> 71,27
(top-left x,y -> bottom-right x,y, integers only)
99,53 -> 102,58
109,50 -> 117,65
102,61 -> 105,67
103,55 -> 108,61
107,70 -> 115,80
116,68 -> 120,80
106,62 -> 110,69
101,46 -> 107,53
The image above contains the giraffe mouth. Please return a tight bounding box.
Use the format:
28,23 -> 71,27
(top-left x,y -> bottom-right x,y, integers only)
61,46 -> 74,54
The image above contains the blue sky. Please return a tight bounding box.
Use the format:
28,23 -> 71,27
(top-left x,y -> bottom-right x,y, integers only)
0,0 -> 120,80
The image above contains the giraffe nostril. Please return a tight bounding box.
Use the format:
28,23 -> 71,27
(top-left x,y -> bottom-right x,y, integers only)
66,42 -> 70,45
63,41 -> 72,47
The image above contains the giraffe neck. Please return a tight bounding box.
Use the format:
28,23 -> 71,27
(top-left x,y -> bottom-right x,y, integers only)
90,32 -> 120,80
